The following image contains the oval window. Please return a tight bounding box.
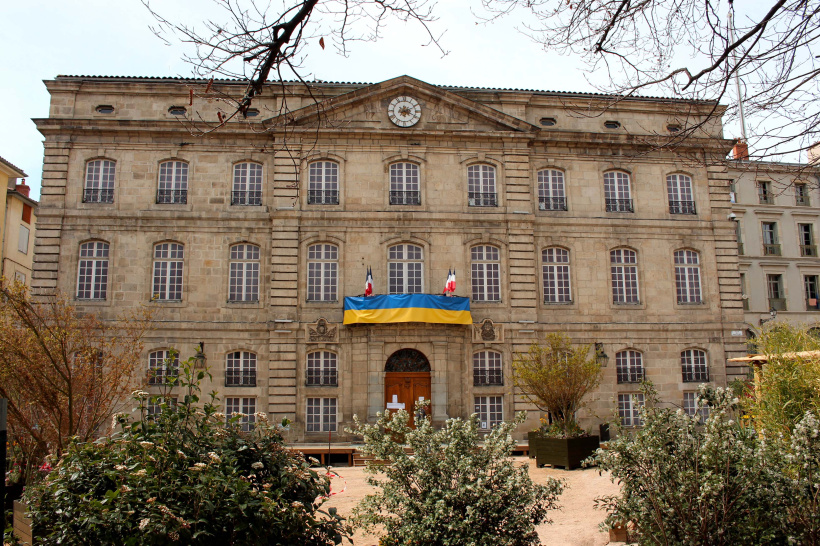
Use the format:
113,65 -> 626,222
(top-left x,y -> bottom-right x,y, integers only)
604,120 -> 621,129
95,105 -> 115,114
540,117 -> 557,127
168,106 -> 187,116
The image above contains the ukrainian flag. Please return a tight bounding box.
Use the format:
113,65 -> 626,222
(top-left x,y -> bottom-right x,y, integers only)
343,294 -> 472,325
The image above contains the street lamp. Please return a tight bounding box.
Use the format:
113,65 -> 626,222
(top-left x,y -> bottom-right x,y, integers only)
194,342 -> 206,369
594,343 -> 609,367
759,307 -> 778,326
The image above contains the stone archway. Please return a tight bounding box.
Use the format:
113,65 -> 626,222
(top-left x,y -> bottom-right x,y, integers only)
384,349 -> 431,428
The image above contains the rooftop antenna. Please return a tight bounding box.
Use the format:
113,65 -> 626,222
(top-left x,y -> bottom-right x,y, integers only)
729,6 -> 748,143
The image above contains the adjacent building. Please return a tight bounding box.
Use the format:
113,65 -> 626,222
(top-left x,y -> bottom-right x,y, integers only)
0,156 -> 37,285
32,75 -> 747,440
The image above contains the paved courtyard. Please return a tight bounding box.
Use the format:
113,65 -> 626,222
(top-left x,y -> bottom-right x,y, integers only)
322,456 -> 621,546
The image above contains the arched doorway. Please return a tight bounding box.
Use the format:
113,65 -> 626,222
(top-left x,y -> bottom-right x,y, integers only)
384,349 -> 431,428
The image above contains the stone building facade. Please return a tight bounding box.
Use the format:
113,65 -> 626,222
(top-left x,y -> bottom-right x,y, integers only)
33,75 -> 747,440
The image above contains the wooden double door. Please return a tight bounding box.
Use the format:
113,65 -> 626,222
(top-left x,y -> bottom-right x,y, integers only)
384,371 -> 431,429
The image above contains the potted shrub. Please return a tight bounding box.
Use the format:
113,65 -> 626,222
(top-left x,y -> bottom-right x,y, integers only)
513,333 -> 603,469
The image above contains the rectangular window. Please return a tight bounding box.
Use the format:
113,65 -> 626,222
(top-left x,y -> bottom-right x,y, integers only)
674,250 -> 702,304
796,183 -> 810,206
735,221 -> 744,255
474,395 -> 503,429
471,246 -> 501,302
610,249 -> 639,304
22,204 -> 32,224
683,392 -> 710,421
758,181 -> 773,204
767,274 -> 786,310
152,243 -> 184,301
799,224 -> 817,257
14,271 -> 25,284
618,393 -> 644,427
77,241 -> 110,299
729,181 -> 736,204
17,225 -> 29,254
306,397 -> 337,432
805,275 -> 820,311
473,351 -> 503,386
741,272 -> 749,310
467,165 -> 498,207
307,244 -> 338,302
306,352 -> 338,386
762,223 -> 780,256
229,244 -> 260,302
226,397 -> 256,431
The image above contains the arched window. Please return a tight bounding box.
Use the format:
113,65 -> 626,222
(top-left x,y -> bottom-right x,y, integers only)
232,162 -> 262,205
473,350 -> 503,386
681,349 -> 708,382
83,159 -> 115,203
683,392 -> 710,420
616,349 -> 644,383
471,245 -> 501,302
77,241 -> 109,299
467,164 -> 497,207
306,351 -> 338,386
308,161 -> 339,205
388,244 -> 423,294
148,349 -> 179,385
229,244 -> 260,302
389,163 -> 420,205
537,169 -> 566,211
542,247 -> 571,304
307,243 -> 338,302
157,160 -> 188,204
226,351 -> 257,386
611,249 -> 639,304
152,242 -> 184,300
667,174 -> 695,214
604,171 -> 632,212
674,250 -> 702,304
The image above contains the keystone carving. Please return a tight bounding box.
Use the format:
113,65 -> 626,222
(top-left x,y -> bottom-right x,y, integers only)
306,318 -> 338,343
472,318 -> 503,343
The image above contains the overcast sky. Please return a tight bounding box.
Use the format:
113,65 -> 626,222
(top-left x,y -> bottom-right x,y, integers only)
0,0 -> 749,200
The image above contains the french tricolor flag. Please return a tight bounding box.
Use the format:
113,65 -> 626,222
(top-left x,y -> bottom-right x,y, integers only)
364,267 -> 374,296
443,269 -> 456,295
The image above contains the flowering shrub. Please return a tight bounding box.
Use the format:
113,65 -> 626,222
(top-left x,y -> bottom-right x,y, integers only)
348,406 -> 563,546
595,383 -> 820,545
24,359 -> 350,545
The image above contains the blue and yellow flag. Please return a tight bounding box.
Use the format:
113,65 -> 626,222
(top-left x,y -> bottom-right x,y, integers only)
343,294 -> 472,325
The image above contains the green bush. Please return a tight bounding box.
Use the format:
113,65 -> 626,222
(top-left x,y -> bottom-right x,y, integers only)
24,359 -> 350,546
348,406 -> 563,546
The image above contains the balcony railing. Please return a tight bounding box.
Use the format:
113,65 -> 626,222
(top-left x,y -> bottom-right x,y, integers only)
307,189 -> 339,205
468,192 -> 498,207
797,195 -> 811,206
473,371 -> 503,386
156,189 -> 188,204
616,368 -> 645,384
759,194 -> 774,204
225,370 -> 257,387
538,197 -> 567,211
389,190 -> 421,205
801,245 -> 817,257
769,298 -> 787,311
306,370 -> 338,386
807,298 -> 820,311
682,370 -> 710,383
83,188 -> 114,203
231,190 -> 262,206
605,198 -> 634,213
669,200 -> 696,215
763,243 -> 781,256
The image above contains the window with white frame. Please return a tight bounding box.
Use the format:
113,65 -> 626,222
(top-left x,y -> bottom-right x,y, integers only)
542,247 -> 571,303
226,351 -> 257,387
226,397 -> 256,431
610,249 -> 639,304
147,396 -> 177,418
471,245 -> 501,302
683,392 -> 710,421
473,351 -> 503,386
474,395 -> 503,429
618,393 -> 644,427
667,174 -> 696,214
537,169 -> 566,211
681,349 -> 709,382
152,243 -> 184,300
674,250 -> 702,304
231,162 -> 262,205
389,163 -> 421,205
388,244 -> 423,294
306,351 -> 338,386
616,350 -> 644,383
307,161 -> 339,205
229,244 -> 260,302
604,171 -> 633,212
77,241 -> 109,299
148,349 -> 179,385
83,159 -> 116,203
307,244 -> 338,302
157,161 -> 188,204
306,397 -> 337,432
467,164 -> 498,207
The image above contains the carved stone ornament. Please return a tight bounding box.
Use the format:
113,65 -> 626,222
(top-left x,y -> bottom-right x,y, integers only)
472,319 -> 503,343
306,318 -> 338,343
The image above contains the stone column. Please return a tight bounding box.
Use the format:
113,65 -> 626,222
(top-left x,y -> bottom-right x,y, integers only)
432,340 -> 450,423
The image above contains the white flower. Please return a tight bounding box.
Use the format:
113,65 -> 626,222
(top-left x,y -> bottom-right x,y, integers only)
189,462 -> 207,471
251,462 -> 264,470
208,452 -> 221,464
139,518 -> 150,530
114,465 -> 127,471
131,390 -> 149,397
139,441 -> 154,448
134,469 -> 147,477
214,412 -> 226,420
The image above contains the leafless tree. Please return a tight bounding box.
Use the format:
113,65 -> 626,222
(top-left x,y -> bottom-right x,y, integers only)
480,0 -> 820,164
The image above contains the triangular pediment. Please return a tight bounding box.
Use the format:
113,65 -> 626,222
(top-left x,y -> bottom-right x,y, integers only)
263,75 -> 538,133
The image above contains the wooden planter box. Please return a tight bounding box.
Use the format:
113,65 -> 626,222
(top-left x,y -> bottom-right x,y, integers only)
14,499 -> 33,545
527,431 -> 540,458
534,435 -> 600,470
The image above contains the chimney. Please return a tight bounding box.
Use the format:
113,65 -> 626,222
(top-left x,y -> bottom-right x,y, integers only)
732,140 -> 749,161
15,180 -> 30,198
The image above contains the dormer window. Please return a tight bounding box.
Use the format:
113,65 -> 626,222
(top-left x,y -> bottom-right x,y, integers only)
168,106 -> 187,116
604,120 -> 621,129
244,108 -> 260,118
667,124 -> 681,133
540,117 -> 557,127
95,105 -> 115,114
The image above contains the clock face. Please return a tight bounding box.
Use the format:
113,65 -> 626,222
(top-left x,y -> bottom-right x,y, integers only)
388,96 -> 421,127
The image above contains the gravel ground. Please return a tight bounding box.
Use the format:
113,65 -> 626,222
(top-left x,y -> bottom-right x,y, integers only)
322,456 -> 621,546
